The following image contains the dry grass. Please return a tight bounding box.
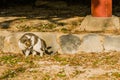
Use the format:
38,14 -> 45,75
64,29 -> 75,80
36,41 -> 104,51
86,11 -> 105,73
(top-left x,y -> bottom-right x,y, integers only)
0,52 -> 120,80
0,2 -> 120,80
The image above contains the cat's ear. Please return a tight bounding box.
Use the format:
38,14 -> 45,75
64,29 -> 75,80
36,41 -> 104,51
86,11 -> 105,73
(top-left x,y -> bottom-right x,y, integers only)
25,35 -> 31,39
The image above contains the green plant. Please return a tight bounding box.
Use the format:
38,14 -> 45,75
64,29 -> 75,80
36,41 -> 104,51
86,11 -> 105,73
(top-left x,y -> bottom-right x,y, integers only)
18,25 -> 32,31
71,70 -> 85,78
112,72 -> 120,78
0,55 -> 21,66
43,73 -> 51,80
57,70 -> 66,78
61,28 -> 69,33
38,23 -> 57,31
0,67 -> 26,79
71,21 -> 78,26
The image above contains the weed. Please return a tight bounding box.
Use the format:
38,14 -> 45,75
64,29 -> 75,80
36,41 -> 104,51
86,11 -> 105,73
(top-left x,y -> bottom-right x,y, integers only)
71,21 -> 78,26
57,70 -> 66,78
17,25 -> 32,31
24,58 -> 36,68
53,55 -> 66,62
0,55 -> 21,66
17,23 -> 57,32
18,18 -> 27,22
71,70 -> 85,78
43,73 -> 51,80
58,22 -> 66,26
38,23 -> 57,31
53,55 -> 69,65
112,72 -> 120,78
61,28 -> 69,33
89,72 -> 119,80
69,57 -> 82,66
0,67 -> 26,79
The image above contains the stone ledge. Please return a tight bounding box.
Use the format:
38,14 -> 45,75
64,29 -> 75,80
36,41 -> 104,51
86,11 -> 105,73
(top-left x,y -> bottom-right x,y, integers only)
1,31 -> 120,54
79,15 -> 120,32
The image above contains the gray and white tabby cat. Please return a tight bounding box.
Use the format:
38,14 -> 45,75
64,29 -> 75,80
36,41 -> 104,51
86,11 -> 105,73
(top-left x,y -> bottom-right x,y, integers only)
18,33 -> 53,57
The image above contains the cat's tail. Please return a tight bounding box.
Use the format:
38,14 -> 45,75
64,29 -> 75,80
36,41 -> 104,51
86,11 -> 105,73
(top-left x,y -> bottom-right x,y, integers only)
45,46 -> 53,55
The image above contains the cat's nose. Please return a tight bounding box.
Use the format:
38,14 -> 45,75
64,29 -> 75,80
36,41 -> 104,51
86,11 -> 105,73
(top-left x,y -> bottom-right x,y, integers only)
25,42 -> 31,47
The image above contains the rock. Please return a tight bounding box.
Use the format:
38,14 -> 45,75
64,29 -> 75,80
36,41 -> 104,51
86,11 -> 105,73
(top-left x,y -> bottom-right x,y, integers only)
2,31 -> 120,54
1,32 -> 59,54
1,22 -> 10,29
3,33 -> 20,53
103,35 -> 120,52
59,34 -> 81,54
80,34 -> 103,53
79,15 -> 120,32
0,31 -> 13,52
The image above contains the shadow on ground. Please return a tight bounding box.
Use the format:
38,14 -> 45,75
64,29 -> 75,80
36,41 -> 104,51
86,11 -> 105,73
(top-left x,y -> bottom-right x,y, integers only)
0,0 -> 119,30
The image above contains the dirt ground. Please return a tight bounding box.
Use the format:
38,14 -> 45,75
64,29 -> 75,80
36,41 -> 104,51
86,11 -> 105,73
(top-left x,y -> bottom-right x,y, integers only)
0,4 -> 86,33
0,3 -> 120,80
0,52 -> 120,80
0,4 -> 119,33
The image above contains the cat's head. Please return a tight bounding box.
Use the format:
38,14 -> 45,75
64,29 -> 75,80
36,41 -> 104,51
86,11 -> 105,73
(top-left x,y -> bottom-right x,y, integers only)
20,35 -> 31,47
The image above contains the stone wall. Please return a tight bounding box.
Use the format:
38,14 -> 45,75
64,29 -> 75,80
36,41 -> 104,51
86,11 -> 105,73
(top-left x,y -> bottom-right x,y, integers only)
1,31 -> 120,55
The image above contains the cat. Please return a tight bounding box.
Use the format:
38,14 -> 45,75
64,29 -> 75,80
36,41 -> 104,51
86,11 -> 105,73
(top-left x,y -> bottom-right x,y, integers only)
18,33 -> 53,57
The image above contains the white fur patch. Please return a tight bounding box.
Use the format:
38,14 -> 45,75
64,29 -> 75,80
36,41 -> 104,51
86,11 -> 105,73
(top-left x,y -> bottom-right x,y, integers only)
18,33 -> 47,57
26,35 -> 31,39
18,40 -> 26,50
31,36 -> 35,46
33,39 -> 42,52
